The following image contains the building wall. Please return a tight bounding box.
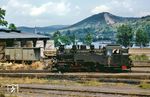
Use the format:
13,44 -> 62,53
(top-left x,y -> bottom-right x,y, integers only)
0,42 -> 6,61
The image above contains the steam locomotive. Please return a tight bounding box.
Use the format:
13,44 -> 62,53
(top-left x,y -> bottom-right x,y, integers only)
50,44 -> 132,72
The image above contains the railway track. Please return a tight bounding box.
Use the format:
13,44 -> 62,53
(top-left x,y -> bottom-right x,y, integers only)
0,70 -> 149,73
0,72 -> 150,79
0,67 -> 150,85
0,67 -> 150,73
0,72 -> 150,85
10,84 -> 150,97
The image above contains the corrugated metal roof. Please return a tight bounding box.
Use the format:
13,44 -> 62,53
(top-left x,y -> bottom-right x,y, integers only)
0,31 -> 49,39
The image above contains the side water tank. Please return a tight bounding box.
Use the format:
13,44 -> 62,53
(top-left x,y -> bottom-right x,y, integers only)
80,45 -> 86,50
90,45 -> 95,50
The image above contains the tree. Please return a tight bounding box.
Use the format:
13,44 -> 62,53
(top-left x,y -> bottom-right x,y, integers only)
8,23 -> 17,30
85,33 -> 93,45
53,31 -> 71,47
59,36 -> 71,45
66,30 -> 76,45
143,22 -> 150,37
53,31 -> 61,47
68,33 -> 76,45
116,24 -> 133,47
136,28 -> 149,47
0,8 -> 8,26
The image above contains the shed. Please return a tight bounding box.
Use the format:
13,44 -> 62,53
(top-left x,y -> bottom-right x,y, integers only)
0,29 -> 50,61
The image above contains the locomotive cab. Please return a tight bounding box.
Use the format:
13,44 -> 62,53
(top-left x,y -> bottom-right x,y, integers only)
105,44 -> 131,71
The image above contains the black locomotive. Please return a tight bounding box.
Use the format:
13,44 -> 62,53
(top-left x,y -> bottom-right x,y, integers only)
53,44 -> 132,72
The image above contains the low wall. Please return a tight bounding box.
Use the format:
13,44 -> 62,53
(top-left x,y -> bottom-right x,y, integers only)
129,48 -> 150,56
129,48 -> 150,66
132,61 -> 150,67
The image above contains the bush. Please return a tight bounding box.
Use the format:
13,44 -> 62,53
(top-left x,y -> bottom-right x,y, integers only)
130,54 -> 149,61
0,93 -> 5,97
139,81 -> 150,89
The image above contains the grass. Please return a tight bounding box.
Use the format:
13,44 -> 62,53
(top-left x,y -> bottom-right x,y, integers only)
139,81 -> 150,89
0,77 -> 49,84
0,77 -> 132,87
0,77 -> 81,85
0,77 -> 102,86
130,54 -> 149,61
77,80 -> 102,86
0,93 -> 18,97
0,61 -> 45,70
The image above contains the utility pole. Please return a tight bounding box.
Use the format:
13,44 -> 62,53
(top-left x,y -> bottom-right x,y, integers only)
34,26 -> 37,34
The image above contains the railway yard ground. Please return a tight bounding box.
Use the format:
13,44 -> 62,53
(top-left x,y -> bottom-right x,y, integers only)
0,76 -> 150,97
0,64 -> 150,97
0,67 -> 150,97
132,67 -> 150,73
2,83 -> 150,97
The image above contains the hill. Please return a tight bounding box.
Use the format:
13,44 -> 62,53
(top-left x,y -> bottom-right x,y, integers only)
18,12 -> 150,42
17,25 -> 69,33
67,12 -> 138,28
59,12 -> 149,41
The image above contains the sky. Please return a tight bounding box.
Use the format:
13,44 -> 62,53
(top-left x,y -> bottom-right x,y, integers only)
0,0 -> 150,27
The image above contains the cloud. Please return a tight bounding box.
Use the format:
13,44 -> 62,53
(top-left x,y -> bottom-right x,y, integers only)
3,0 -> 71,17
3,0 -> 31,16
138,11 -> 150,17
91,5 -> 110,14
111,0 -> 134,12
75,6 -> 80,10
30,3 -> 52,16
2,0 -> 150,27
91,0 -> 136,17
30,2 -> 71,16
